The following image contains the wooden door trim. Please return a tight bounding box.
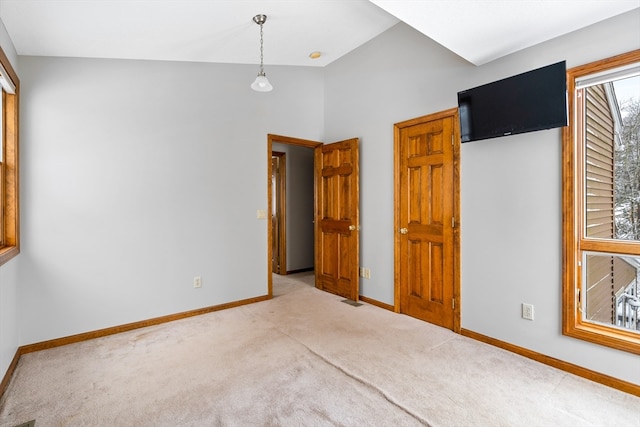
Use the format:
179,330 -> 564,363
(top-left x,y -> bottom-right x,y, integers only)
267,134 -> 322,298
393,107 -> 461,333
272,151 -> 286,275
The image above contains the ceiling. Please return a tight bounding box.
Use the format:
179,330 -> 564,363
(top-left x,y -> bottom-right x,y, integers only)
0,0 -> 638,68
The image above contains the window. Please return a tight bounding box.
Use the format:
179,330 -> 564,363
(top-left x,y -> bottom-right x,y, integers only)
563,50 -> 640,354
0,46 -> 19,266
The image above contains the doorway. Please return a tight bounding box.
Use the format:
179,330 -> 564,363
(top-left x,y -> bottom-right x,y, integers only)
393,108 -> 461,332
267,134 -> 360,301
267,135 -> 321,297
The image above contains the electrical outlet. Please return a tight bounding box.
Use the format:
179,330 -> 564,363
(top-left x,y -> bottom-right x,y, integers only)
193,276 -> 202,288
522,303 -> 534,320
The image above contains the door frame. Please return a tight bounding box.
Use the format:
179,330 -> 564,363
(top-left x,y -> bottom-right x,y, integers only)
267,134 -> 322,297
393,108 -> 462,332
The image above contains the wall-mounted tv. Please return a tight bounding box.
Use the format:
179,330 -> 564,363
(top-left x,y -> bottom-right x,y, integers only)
457,61 -> 567,143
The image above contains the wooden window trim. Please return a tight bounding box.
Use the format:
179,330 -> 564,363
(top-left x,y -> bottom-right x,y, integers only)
0,46 -> 19,266
562,50 -> 640,354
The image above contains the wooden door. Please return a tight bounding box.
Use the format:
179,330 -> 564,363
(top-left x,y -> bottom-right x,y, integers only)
271,152 -> 286,274
395,109 -> 459,331
315,138 -> 360,301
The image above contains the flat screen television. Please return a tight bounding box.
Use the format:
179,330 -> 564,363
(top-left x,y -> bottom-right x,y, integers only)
457,61 -> 567,143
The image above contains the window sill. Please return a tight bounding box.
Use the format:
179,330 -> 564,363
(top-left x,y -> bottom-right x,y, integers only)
564,320 -> 640,355
0,245 -> 19,267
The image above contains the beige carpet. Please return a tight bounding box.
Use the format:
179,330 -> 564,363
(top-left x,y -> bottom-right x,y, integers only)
1,272 -> 639,426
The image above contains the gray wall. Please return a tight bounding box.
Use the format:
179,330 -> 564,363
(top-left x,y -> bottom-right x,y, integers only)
16,56 -> 324,345
324,12 -> 640,384
0,18 -> 19,383
272,143 -> 314,272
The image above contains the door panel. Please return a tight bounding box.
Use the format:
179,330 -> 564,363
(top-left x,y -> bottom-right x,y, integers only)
315,138 -> 360,301
408,240 -> 445,303
395,110 -> 459,330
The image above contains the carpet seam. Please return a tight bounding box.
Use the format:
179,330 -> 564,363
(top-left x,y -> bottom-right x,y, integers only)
274,328 -> 433,427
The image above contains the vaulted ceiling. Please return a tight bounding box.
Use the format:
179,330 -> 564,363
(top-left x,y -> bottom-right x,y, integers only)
0,0 -> 638,67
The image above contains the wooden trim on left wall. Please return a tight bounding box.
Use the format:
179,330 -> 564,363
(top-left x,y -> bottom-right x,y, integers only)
0,294 -> 269,398
0,349 -> 20,399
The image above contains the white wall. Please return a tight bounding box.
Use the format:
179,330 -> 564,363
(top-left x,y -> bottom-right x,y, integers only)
272,143 -> 314,272
0,18 -> 19,383
324,11 -> 640,385
17,56 -> 324,344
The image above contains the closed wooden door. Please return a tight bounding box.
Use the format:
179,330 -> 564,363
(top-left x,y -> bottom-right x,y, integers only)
395,109 -> 459,331
315,138 -> 360,301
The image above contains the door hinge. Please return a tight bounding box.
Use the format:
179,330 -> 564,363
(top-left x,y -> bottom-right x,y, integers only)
451,134 -> 454,146
452,298 -> 455,309
452,217 -> 455,228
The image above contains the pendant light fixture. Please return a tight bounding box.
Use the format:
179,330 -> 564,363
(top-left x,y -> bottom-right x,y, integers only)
250,14 -> 273,92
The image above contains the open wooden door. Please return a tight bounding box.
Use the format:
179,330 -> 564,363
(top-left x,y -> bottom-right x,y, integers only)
394,109 -> 460,331
315,138 -> 360,301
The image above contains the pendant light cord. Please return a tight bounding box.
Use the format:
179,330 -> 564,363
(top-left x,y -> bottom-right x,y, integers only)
259,22 -> 265,75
